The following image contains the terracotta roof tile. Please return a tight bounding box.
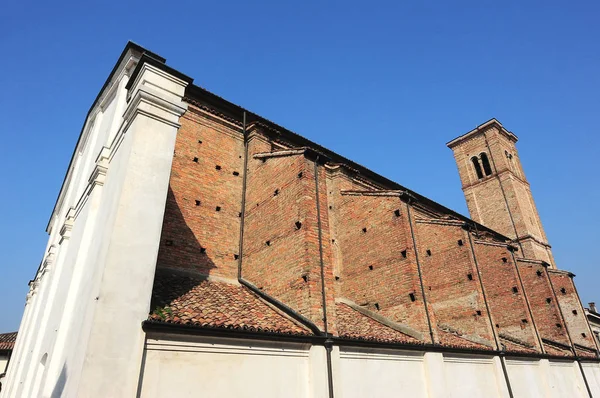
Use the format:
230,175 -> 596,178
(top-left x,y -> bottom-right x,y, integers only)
150,270 -> 311,335
437,329 -> 494,351
0,332 -> 17,350
335,302 -> 421,344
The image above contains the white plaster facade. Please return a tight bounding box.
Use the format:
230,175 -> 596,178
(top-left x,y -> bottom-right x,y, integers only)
138,333 -> 600,398
3,42 -> 600,397
1,43 -> 189,398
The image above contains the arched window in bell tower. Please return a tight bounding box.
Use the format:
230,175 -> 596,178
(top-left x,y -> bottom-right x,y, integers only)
480,152 -> 493,176
471,156 -> 484,179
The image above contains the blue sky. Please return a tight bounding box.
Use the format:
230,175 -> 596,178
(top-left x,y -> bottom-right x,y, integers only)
1,1 -> 599,332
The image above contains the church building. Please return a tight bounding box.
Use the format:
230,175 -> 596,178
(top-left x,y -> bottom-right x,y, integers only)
3,42 -> 600,397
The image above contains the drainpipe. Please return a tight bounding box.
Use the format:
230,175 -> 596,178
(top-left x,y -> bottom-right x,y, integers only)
403,194 -> 435,344
465,230 -> 513,398
544,264 -> 593,398
313,156 -> 335,398
508,248 -> 545,354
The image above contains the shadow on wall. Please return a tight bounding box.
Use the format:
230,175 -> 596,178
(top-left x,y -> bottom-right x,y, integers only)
150,185 -> 218,310
50,364 -> 67,398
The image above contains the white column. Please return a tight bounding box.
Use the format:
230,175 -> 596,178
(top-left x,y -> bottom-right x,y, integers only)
75,62 -> 188,398
492,356 -> 512,398
423,352 -> 448,398
308,345 -> 329,398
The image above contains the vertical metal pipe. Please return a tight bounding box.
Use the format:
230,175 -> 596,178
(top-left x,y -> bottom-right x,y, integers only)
313,156 -> 334,398
509,249 -> 545,353
466,232 -> 514,398
466,232 -> 500,350
542,266 -> 593,397
405,199 -> 435,344
237,112 -> 248,280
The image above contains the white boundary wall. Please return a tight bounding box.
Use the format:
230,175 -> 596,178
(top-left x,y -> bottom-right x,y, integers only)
139,334 -> 600,398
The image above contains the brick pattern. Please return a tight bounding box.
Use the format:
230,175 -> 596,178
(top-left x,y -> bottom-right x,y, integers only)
242,134 -> 334,331
414,218 -> 495,346
549,271 -> 598,351
147,103 -> 594,358
330,183 -> 430,338
516,260 -> 571,353
473,241 -> 540,350
449,124 -> 555,266
156,106 -> 244,279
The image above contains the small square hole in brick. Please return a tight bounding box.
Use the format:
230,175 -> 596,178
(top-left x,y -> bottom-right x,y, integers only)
335,276 -> 340,281
426,249 -> 431,256
556,323 -> 562,328
238,212 -> 242,217
546,298 -> 552,304
274,189 -> 279,196
409,293 -> 416,302
522,319 -> 528,324
200,247 -> 206,254
234,254 -> 239,260
560,287 -> 567,294
394,209 -> 401,217
195,200 -> 201,206
298,172 -> 303,178
467,273 -> 473,280
193,157 -> 199,162
216,165 -> 222,170
401,250 -> 407,258
233,171 -> 239,176
362,227 -> 367,233
302,275 -> 308,282
582,333 -> 587,338
502,257 -> 507,263
476,310 -> 482,316
495,324 -> 500,328
536,270 -> 543,276
512,287 -> 518,294
295,221 -> 302,230
331,239 -> 335,243
198,140 -> 203,144
458,239 -> 463,246
572,310 -> 578,315
266,240 -> 271,246
329,205 -> 332,210
374,303 -> 380,311
216,206 -> 221,212
368,265 -> 374,270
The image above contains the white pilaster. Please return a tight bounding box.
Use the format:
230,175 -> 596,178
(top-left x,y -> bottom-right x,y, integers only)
75,61 -> 188,397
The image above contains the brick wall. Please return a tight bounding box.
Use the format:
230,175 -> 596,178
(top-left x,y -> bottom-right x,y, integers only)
449,124 -> 555,266
515,259 -> 571,355
414,217 -> 495,346
241,132 -> 335,331
548,271 -> 598,356
327,175 -> 430,339
473,240 -> 540,351
156,106 -> 244,279
151,104 -> 594,359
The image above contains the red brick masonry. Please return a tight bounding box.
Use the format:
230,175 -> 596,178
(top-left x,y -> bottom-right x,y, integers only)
150,97 -> 598,359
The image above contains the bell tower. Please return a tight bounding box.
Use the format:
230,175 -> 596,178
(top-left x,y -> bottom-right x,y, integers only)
447,118 -> 555,267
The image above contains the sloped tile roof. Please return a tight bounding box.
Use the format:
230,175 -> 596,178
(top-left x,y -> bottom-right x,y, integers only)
437,329 -> 493,351
335,302 -> 422,344
0,332 -> 17,350
149,270 -> 311,335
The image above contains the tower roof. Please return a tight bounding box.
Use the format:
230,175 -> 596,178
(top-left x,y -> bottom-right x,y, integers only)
446,118 -> 519,149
